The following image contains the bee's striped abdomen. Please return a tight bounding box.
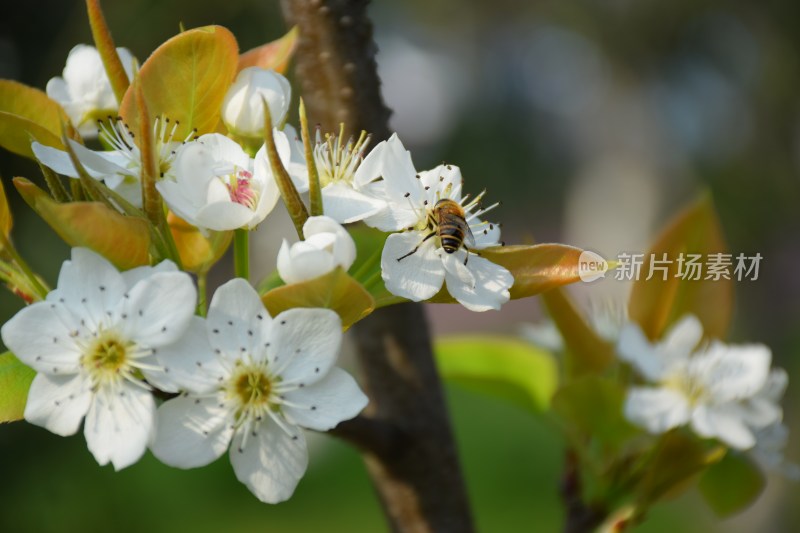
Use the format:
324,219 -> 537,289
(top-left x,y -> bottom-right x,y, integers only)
439,224 -> 464,253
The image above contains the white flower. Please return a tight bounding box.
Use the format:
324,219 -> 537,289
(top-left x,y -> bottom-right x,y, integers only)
618,315 -> 783,450
284,128 -> 410,225
31,117 -> 190,208
150,278 -> 368,503
0,248 -> 197,470
376,158 -> 513,312
46,44 -> 137,138
522,301 -> 627,352
222,68 -> 291,138
277,216 -> 357,284
157,133 -> 281,231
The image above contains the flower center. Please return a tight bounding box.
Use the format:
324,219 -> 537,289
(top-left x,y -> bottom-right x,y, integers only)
226,361 -> 278,423
664,369 -> 708,405
227,169 -> 259,210
81,330 -> 133,385
314,126 -> 370,187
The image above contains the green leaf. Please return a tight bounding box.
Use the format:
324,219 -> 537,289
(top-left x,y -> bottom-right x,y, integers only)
238,26 -> 298,74
429,243 -> 587,303
347,225 -> 395,304
119,25 -> 239,139
0,352 -> 35,423
628,194 -> 732,341
551,376 -> 638,449
261,267 -> 375,330
698,452 -> 766,517
435,335 -> 558,414
14,177 -> 151,270
542,288 -> 614,375
636,430 -> 726,506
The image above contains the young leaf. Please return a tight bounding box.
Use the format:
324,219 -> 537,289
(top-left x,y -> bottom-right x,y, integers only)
428,243 -> 587,304
542,288 -> 614,375
698,452 -> 766,517
0,178 -> 11,241
628,194 -> 732,341
119,25 -> 239,139
261,267 -> 374,329
85,0 -> 129,104
0,352 -> 35,423
347,225 -> 395,303
435,335 -> 558,415
14,177 -> 150,270
238,26 -> 299,73
635,430 -> 726,507
168,213 -> 231,273
0,80 -> 71,158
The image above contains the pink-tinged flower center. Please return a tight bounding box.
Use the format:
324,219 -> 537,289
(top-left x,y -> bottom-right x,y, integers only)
227,169 -> 258,210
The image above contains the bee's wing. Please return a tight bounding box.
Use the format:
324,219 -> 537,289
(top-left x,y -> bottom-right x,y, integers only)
463,222 -> 476,248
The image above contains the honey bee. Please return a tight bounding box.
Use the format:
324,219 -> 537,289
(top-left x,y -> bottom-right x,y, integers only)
397,198 -> 476,265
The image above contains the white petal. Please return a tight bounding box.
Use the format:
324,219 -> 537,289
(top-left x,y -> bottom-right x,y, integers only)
195,201 -> 257,231
322,182 -> 386,224
51,248 -> 126,323
469,218 -> 502,249
443,254 -> 512,312
120,259 -> 178,289
381,232 -> 445,301
624,387 -> 691,434
117,271 -> 197,347
353,138 -> 387,188
24,373 -> 91,436
658,315 -> 703,362
207,278 -> 271,360
617,323 -> 664,381
379,134 -> 423,203
1,302 -> 82,374
229,420 -> 308,504
31,142 -> 79,178
270,308 -> 342,385
282,368 -> 368,431
67,140 -> 129,176
362,203 -> 422,232
146,317 -> 226,394
737,397 -> 783,430
700,342 -> 771,402
84,384 -> 155,470
150,394 -> 234,468
690,404 -> 756,450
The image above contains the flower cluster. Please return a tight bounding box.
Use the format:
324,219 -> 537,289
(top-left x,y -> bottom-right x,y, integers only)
1,248 -> 366,502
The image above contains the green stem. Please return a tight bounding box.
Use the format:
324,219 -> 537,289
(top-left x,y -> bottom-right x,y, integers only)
196,271 -> 208,317
234,229 -> 250,280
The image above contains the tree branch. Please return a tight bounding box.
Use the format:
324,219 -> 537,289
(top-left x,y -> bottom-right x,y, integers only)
280,2 -> 474,530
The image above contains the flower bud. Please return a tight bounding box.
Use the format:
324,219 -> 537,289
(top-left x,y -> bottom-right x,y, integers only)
46,44 -> 137,138
222,67 -> 291,139
277,216 -> 357,284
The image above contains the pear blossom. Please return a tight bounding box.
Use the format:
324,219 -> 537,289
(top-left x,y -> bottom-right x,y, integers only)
46,44 -> 137,138
222,68 -> 292,138
31,117 -> 191,208
0,248 -> 197,470
618,315 -> 784,450
150,278 -> 368,503
277,216 -> 357,284
284,128 -> 415,225
157,133 -> 281,231
377,158 -> 513,312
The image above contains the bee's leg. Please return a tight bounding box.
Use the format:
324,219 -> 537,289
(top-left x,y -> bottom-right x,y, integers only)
397,231 -> 436,262
463,246 -> 470,266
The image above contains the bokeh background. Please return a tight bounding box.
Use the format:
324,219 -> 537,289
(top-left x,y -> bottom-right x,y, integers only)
1,0 -> 799,531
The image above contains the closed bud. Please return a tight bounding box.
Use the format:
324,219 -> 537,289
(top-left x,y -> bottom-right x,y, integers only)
222,67 -> 291,139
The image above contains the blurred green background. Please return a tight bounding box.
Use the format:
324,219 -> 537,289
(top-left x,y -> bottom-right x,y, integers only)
1,0 -> 798,531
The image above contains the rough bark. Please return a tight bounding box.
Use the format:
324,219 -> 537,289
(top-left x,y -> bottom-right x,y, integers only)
279,1 -> 474,531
